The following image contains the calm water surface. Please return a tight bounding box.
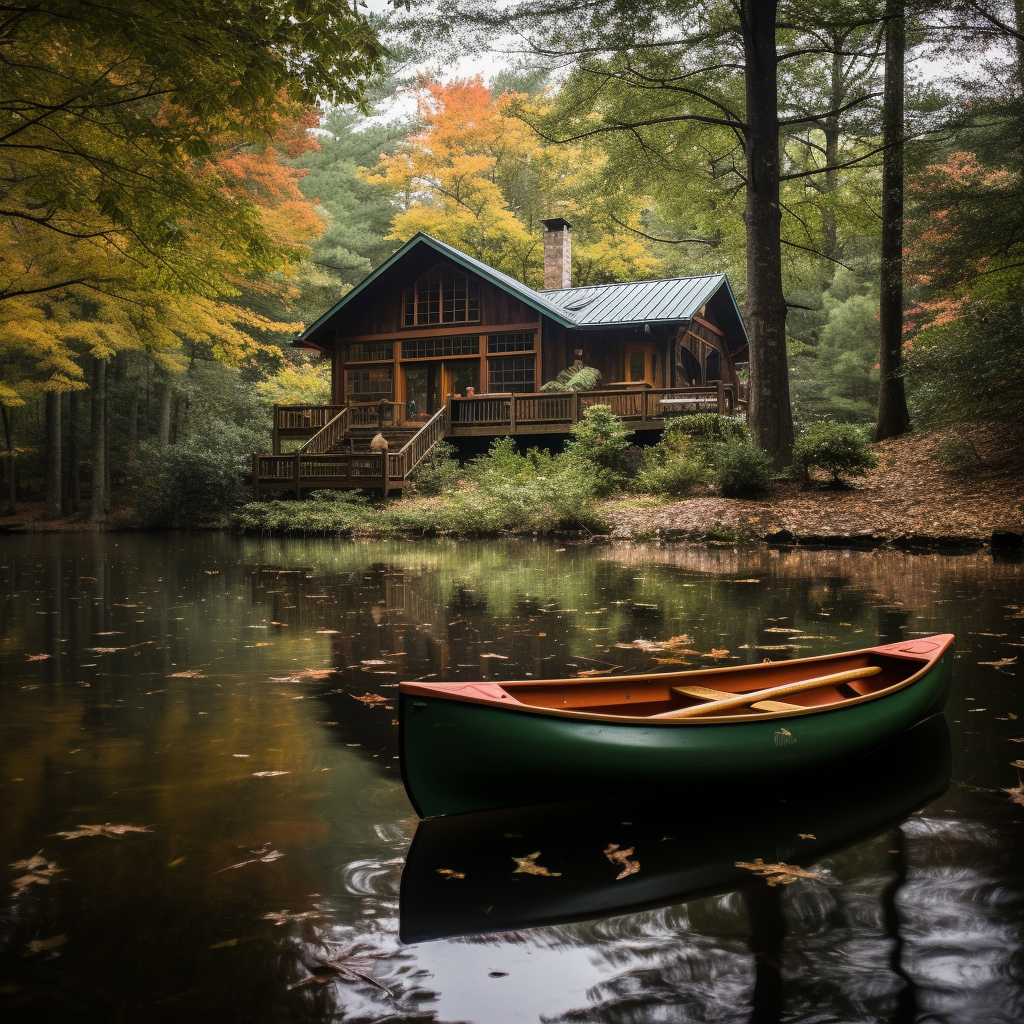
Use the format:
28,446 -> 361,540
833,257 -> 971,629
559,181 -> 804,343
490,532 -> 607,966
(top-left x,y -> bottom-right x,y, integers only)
1,534 -> 1022,1023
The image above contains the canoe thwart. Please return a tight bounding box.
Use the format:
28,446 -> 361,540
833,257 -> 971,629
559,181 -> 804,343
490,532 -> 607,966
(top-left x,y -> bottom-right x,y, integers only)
671,685 -> 804,712
654,665 -> 884,720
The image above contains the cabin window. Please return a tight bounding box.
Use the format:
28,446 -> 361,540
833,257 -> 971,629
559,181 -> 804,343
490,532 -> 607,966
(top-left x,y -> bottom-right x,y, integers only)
401,335 -> 480,359
347,367 -> 393,402
487,332 -> 535,353
488,355 -> 535,393
346,342 -> 393,362
403,265 -> 480,326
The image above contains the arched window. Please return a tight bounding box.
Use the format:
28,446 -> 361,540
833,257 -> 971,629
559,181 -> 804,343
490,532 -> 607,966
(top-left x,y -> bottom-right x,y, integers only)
403,264 -> 480,327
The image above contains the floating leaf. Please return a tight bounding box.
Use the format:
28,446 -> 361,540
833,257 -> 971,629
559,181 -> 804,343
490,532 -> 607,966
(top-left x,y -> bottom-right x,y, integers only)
736,858 -> 821,886
10,852 -> 61,893
287,943 -> 393,995
604,843 -> 640,880
798,833 -> 816,840
26,934 -> 67,953
169,670 -> 206,678
252,771 -> 288,777
25,654 -> 51,661
435,868 -> 465,880
263,910 -> 329,926
1011,760 -> 1024,770
350,693 -> 389,706
1004,783 -> 1024,806
53,824 -> 152,840
511,851 -> 561,877
216,846 -> 285,872
978,657 -> 1017,674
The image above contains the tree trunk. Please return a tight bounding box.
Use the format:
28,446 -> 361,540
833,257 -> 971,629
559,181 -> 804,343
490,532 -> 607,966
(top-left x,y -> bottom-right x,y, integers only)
104,380 -> 111,511
741,0 -> 793,466
68,391 -> 80,512
158,381 -> 172,448
875,0 -> 911,441
128,392 -> 138,459
44,391 -> 62,519
1,403 -> 15,515
91,359 -> 106,523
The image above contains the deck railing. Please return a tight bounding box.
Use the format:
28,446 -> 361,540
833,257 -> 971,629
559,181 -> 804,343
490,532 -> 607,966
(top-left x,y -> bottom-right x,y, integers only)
389,403 -> 451,481
297,407 -> 349,455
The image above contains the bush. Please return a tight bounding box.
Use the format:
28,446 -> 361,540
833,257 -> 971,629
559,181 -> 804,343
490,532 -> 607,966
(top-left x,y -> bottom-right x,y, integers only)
791,421 -> 878,486
562,405 -> 635,494
664,412 -> 748,446
123,421 -> 262,527
408,440 -> 462,495
713,440 -> 774,497
635,448 -> 708,497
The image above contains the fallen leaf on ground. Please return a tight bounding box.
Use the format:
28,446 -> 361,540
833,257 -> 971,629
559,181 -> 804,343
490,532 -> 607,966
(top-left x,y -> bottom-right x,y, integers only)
25,654 -> 51,661
263,910 -> 329,926
350,693 -> 389,705
512,851 -> 561,877
252,771 -> 289,777
53,824 -> 152,840
604,843 -> 640,880
736,858 -> 821,885
436,868 -> 465,880
26,934 -> 67,953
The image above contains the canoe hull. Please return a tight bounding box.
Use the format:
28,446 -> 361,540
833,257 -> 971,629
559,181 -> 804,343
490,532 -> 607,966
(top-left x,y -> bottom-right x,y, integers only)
399,647 -> 951,818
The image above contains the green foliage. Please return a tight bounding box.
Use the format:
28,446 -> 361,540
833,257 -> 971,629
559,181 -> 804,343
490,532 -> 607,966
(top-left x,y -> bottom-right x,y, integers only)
712,440 -> 774,497
906,300 -> 1024,431
635,448 -> 709,497
539,363 -> 603,392
791,422 -> 878,486
788,269 -> 881,426
408,440 -> 462,495
255,359 -> 332,406
562,405 -> 634,494
664,413 -> 748,446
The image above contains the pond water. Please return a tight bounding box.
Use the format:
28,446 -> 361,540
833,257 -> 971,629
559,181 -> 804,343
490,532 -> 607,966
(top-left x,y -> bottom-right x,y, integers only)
1,534 -> 1022,1024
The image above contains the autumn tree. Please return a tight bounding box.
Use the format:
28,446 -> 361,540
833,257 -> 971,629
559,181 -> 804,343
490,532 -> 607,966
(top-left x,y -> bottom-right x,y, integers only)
363,77 -> 662,287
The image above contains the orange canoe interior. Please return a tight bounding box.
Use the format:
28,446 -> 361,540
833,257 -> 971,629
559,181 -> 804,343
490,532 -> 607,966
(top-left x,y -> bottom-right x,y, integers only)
401,638 -> 952,722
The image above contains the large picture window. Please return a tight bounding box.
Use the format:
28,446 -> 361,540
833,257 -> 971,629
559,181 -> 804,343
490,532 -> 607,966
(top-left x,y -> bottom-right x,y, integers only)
347,367 -> 393,402
403,265 -> 480,326
488,356 -> 535,394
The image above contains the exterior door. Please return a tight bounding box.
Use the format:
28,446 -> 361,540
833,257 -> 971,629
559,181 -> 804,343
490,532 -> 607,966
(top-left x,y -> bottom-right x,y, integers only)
443,359 -> 480,398
624,344 -> 655,385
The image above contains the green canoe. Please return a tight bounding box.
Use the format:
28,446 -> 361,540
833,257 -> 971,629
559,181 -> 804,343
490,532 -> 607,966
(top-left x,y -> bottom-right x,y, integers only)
399,714 -> 951,942
399,634 -> 953,818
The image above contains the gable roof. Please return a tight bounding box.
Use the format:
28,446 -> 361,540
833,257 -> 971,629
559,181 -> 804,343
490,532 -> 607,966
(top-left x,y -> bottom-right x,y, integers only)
295,232 -> 748,344
539,275 -> 732,328
297,232 -> 578,340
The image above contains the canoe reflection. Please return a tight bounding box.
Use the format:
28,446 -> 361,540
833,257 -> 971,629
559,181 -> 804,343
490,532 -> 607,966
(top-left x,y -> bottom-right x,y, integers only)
400,714 -> 950,943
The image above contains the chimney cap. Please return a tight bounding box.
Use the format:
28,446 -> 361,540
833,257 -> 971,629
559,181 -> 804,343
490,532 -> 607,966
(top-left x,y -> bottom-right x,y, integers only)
541,217 -> 573,232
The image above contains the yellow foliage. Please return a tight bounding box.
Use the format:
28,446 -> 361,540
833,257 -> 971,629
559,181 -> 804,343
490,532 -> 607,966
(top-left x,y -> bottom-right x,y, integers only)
363,78 -> 662,287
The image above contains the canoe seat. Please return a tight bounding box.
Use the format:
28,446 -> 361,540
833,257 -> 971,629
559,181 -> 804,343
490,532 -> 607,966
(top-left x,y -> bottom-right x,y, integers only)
671,685 -> 804,713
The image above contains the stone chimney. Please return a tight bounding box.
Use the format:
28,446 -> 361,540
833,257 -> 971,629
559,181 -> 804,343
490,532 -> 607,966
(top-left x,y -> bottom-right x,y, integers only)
541,218 -> 572,289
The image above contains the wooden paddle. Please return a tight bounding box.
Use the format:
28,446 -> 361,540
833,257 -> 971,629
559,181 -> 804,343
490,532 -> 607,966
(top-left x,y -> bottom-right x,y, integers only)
651,665 -> 883,719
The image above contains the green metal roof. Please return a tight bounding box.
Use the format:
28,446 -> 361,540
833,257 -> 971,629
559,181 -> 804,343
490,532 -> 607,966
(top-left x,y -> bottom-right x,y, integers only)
296,233 -> 748,346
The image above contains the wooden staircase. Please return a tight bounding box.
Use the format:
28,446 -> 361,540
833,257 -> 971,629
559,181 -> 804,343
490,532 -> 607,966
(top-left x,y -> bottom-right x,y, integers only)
254,401 -> 450,499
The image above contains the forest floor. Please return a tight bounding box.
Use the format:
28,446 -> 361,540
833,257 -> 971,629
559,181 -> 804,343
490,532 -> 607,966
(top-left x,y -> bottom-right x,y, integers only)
2,425 -> 1022,546
603,424 -> 1024,546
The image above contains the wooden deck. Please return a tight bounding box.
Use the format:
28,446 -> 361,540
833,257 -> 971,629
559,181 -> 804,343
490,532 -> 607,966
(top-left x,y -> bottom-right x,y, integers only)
254,383 -> 743,499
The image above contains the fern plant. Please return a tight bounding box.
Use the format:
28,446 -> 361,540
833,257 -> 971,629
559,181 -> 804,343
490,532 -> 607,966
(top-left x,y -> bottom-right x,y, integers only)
539,361 -> 602,392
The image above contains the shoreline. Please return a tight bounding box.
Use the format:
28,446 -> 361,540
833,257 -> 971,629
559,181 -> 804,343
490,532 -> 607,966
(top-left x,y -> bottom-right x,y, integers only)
3,427 -> 1022,552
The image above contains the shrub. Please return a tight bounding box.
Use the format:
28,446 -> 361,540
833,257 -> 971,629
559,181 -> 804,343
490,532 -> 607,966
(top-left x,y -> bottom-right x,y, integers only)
791,421 -> 878,486
408,440 -> 462,495
635,448 -> 708,497
664,412 -> 748,446
562,405 -> 634,493
713,440 -> 773,497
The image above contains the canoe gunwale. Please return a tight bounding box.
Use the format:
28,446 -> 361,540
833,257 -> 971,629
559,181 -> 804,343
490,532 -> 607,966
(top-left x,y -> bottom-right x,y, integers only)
399,634 -> 953,727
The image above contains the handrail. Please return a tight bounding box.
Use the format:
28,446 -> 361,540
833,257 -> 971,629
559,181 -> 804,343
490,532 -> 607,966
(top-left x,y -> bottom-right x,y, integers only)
297,407 -> 349,454
391,403 -> 451,479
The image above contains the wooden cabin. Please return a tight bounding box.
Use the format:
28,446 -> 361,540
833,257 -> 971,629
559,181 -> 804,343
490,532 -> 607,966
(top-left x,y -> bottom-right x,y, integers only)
255,222 -> 749,497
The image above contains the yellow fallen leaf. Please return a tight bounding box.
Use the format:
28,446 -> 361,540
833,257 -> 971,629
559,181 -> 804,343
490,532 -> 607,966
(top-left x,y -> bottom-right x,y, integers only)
735,858 -> 821,885
511,851 -> 561,877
